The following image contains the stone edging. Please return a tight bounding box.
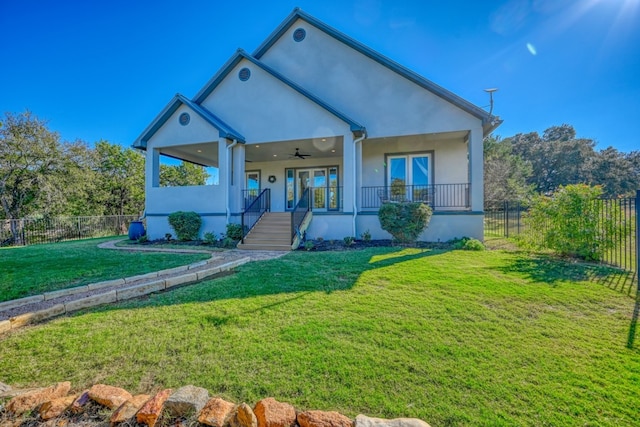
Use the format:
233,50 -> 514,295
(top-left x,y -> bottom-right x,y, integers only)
0,382 -> 433,427
0,256 -> 250,334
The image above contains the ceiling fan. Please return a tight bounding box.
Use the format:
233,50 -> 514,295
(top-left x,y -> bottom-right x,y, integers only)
290,148 -> 311,159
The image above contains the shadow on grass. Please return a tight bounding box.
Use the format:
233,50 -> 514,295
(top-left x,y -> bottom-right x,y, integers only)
499,253 -> 637,294
85,247 -> 446,316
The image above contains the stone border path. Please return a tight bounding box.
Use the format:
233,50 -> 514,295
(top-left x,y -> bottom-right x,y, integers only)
0,239 -> 288,334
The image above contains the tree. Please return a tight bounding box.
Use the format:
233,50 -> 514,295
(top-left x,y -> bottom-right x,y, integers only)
590,146 -> 637,197
160,161 -> 209,187
509,124 -> 596,194
484,135 -> 534,205
92,140 -> 145,216
0,111 -> 64,220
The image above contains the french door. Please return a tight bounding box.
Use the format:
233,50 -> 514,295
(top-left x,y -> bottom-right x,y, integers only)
287,166 -> 339,211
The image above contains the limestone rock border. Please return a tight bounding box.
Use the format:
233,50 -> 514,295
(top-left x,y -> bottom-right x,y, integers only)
0,257 -> 250,333
0,383 -> 432,427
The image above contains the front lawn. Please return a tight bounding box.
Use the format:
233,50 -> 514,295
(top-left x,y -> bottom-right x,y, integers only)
0,237 -> 211,302
0,248 -> 638,426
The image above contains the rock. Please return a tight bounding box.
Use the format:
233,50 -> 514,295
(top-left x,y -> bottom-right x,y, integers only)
354,415 -> 431,427
39,395 -> 77,420
110,394 -> 151,425
88,384 -> 133,410
69,390 -> 90,414
298,411 -> 353,427
253,398 -> 296,427
0,382 -> 11,395
230,403 -> 258,427
164,385 -> 209,417
136,389 -> 173,427
6,381 -> 71,416
198,397 -> 236,427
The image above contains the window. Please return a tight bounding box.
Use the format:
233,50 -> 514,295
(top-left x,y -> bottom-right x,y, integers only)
386,153 -> 432,202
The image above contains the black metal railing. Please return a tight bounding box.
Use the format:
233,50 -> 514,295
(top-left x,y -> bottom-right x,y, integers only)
291,187 -> 311,243
0,215 -> 139,247
241,188 -> 270,243
361,183 -> 470,209
485,192 -> 638,275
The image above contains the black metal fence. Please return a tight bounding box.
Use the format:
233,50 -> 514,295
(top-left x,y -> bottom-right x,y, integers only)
1,215 -> 139,247
485,192 -> 638,275
361,183 -> 470,209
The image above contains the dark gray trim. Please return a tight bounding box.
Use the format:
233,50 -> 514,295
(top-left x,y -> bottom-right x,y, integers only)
133,94 -> 245,149
357,210 -> 484,216
193,50 -> 366,134
146,212 -> 227,217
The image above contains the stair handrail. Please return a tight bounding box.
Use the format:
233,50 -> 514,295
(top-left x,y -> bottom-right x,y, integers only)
291,187 -> 311,243
241,188 -> 271,243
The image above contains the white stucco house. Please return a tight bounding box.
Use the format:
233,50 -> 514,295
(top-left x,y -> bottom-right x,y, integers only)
133,8 -> 501,250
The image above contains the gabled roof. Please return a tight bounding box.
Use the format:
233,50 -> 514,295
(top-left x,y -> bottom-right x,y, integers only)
133,94 -> 245,149
253,8 -> 500,133
193,50 -> 366,135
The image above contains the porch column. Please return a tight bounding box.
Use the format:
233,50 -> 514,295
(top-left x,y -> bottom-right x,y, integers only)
342,135 -> 355,217
230,143 -> 245,215
468,126 -> 484,211
218,137 -> 229,220
147,148 -> 160,190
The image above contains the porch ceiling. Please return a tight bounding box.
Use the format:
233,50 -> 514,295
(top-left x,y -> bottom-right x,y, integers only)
159,142 -> 218,167
245,137 -> 343,163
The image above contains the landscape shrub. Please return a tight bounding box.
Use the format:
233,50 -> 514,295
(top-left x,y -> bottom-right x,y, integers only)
304,240 -> 315,251
451,237 -> 485,251
378,202 -> 432,243
168,211 -> 202,241
225,223 -> 244,241
361,229 -> 372,242
524,184 -> 624,261
343,236 -> 355,246
203,231 -> 217,245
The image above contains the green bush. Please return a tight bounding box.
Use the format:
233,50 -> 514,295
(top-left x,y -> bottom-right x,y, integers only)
222,237 -> 236,248
361,229 -> 372,242
451,237 -> 484,251
225,223 -> 244,241
378,202 -> 432,243
203,231 -> 217,245
304,241 -> 315,251
343,236 -> 355,246
167,211 -> 202,241
524,184 -> 623,261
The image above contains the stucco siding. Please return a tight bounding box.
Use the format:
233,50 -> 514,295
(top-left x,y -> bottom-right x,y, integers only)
146,185 -> 225,215
200,58 -> 352,143
260,19 -> 481,138
355,213 -> 483,242
147,104 -> 218,148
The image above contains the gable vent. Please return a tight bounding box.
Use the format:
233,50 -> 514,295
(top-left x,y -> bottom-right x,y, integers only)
239,67 -> 251,81
293,28 -> 306,42
179,112 -> 190,126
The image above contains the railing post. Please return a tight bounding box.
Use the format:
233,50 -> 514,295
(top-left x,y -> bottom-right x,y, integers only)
628,190 -> 640,349
504,200 -> 509,238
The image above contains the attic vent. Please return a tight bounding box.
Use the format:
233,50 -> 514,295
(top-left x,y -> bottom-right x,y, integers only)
293,28 -> 306,42
179,112 -> 190,126
238,67 -> 251,81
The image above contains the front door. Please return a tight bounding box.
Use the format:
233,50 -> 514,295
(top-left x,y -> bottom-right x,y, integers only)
297,169 -> 327,210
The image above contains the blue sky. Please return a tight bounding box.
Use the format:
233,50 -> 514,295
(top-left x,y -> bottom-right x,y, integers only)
2,0 -> 639,152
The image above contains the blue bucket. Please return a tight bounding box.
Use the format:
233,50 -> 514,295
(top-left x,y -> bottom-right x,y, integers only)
128,221 -> 146,240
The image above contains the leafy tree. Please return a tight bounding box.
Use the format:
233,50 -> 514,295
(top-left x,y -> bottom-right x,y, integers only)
0,111 -> 64,220
509,124 -> 596,194
524,184 -> 624,261
92,140 -> 145,216
484,135 -> 534,206
590,146 -> 637,197
160,161 -> 209,187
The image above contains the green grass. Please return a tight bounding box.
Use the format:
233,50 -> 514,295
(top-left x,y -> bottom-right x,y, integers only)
0,248 -> 638,426
0,237 -> 211,302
